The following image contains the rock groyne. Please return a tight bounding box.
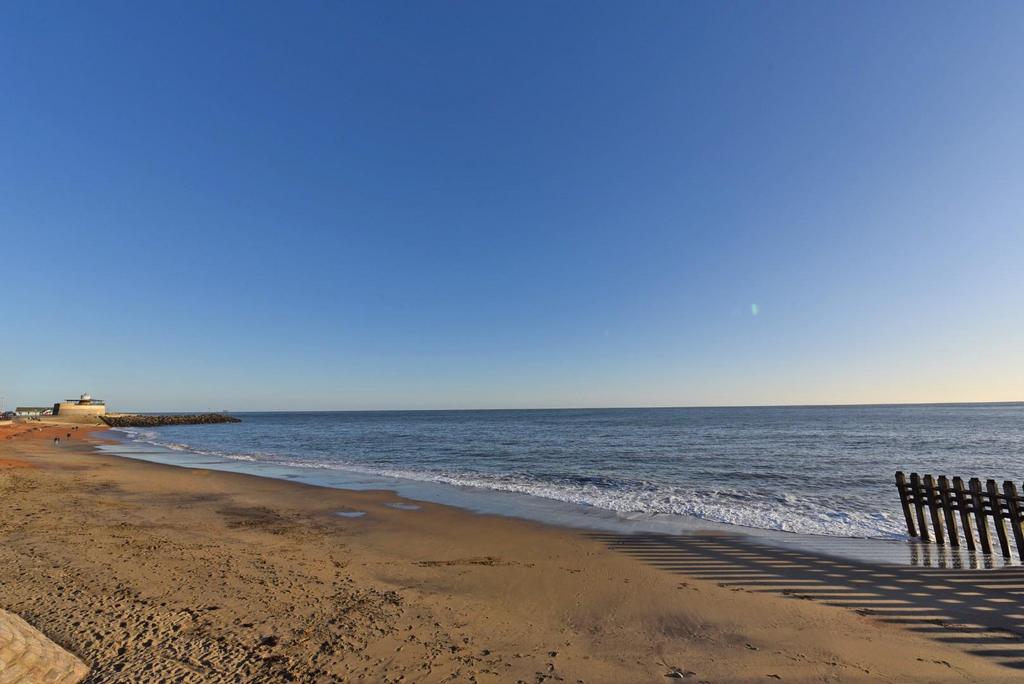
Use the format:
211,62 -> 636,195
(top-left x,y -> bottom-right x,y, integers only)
100,413 -> 241,428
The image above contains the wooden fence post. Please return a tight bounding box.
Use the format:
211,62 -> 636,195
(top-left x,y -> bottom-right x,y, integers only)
1003,481 -> 1024,561
970,478 -> 992,555
937,476 -> 959,547
895,472 -> 917,537
895,472 -> 1024,561
910,473 -> 930,542
986,479 -> 1011,558
952,477 -> 975,552
924,474 -> 945,545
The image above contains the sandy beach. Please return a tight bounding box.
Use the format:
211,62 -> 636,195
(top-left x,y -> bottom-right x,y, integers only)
7,2 -> 1023,680
1,423 -> 1022,683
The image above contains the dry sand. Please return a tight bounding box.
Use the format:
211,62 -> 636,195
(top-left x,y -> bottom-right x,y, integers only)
1,422 -> 1022,683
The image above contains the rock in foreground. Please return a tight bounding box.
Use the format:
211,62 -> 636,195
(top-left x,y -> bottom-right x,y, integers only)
100,413 -> 241,427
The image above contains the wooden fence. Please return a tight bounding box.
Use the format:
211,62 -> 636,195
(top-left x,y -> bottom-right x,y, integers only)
895,471 -> 1024,560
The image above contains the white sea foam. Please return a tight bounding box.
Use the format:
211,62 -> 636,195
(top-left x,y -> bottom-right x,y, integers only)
112,428 -> 259,461
111,405 -> 1024,541
116,430 -> 903,538
271,458 -> 904,538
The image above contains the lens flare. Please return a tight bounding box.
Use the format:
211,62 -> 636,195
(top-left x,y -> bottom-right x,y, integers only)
751,303 -> 759,316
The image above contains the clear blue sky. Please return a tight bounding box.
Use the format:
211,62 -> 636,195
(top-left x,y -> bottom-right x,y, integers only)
2,2 -> 1022,411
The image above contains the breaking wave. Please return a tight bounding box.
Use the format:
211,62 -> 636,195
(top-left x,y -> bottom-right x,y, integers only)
109,405 -> 1024,541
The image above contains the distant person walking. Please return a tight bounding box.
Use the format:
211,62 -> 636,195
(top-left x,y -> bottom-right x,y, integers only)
53,436 -> 61,446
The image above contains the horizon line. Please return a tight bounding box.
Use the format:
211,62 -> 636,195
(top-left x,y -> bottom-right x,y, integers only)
122,399 -> 1024,414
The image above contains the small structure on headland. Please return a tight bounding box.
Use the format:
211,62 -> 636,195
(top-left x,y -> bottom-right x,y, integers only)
53,394 -> 106,418
15,406 -> 52,417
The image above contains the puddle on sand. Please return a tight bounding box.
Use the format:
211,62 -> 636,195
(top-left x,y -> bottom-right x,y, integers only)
385,502 -> 421,511
335,511 -> 367,518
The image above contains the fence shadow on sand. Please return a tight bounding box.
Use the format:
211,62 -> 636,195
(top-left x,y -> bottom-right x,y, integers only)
588,532 -> 1024,671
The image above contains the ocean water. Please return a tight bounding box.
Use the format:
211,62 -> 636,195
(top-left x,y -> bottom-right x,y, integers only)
111,404 -> 1024,539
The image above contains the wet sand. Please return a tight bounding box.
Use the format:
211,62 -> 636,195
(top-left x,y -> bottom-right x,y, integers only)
1,422 -> 1022,682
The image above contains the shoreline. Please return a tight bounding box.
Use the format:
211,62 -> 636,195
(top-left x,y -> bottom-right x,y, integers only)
101,425 -> 1011,570
2,422 -> 1023,681
101,405 -> 1024,545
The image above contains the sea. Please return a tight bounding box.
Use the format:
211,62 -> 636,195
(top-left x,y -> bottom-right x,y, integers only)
102,404 -> 1024,555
